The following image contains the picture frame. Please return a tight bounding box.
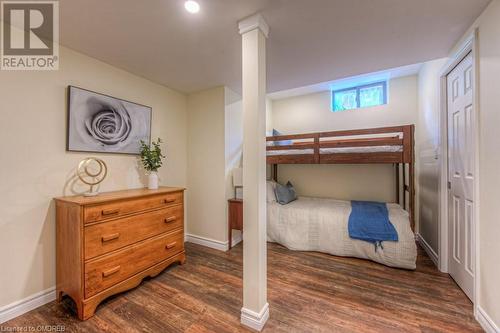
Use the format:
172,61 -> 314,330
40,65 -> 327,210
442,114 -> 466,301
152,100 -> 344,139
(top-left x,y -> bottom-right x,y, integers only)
67,86 -> 152,155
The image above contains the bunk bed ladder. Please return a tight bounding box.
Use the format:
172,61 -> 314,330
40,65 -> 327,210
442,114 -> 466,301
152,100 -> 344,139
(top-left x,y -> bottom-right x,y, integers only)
272,164 -> 278,181
399,125 -> 415,231
409,125 -> 415,231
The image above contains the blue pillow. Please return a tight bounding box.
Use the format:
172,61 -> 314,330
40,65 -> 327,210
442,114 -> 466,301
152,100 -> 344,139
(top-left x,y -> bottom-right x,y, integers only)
274,181 -> 297,205
272,129 -> 292,146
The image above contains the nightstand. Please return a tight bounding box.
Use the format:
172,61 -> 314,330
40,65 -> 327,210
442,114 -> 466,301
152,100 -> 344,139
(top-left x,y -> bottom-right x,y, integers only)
228,198 -> 243,250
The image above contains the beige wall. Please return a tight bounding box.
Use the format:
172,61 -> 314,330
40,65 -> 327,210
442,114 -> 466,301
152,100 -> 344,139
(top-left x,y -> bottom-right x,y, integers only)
417,58 -> 447,253
186,87 -> 226,242
270,75 -> 418,203
417,0 -> 500,326
0,46 -> 188,308
186,87 -> 243,243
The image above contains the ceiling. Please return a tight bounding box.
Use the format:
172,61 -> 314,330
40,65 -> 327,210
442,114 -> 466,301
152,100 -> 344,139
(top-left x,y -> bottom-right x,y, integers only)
268,62 -> 423,100
59,0 -> 490,94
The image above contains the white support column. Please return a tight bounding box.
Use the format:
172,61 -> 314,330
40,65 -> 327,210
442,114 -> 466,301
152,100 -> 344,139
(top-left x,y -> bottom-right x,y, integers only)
238,13 -> 269,332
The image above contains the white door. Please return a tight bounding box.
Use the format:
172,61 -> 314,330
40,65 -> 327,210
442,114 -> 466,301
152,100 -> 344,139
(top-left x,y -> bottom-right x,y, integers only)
447,52 -> 474,301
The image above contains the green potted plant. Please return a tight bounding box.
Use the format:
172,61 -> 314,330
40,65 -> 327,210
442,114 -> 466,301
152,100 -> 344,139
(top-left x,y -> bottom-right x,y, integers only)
139,138 -> 165,189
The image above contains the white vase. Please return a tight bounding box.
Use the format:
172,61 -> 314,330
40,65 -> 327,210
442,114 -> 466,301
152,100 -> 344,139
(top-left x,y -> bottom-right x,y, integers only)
148,171 -> 159,190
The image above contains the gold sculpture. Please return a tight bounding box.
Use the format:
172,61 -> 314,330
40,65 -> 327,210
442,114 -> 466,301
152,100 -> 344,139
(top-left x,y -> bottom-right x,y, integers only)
77,158 -> 107,196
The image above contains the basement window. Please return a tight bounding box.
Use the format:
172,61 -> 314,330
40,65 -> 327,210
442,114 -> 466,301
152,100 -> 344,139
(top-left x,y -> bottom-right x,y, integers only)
332,81 -> 387,112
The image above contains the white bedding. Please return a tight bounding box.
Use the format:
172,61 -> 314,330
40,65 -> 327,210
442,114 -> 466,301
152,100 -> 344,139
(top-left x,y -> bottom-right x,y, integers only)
321,145 -> 403,153
267,196 -> 417,269
266,145 -> 403,156
267,149 -> 314,155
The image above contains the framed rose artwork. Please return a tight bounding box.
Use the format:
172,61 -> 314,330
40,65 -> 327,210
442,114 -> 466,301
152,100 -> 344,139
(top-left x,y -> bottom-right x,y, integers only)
67,86 -> 152,154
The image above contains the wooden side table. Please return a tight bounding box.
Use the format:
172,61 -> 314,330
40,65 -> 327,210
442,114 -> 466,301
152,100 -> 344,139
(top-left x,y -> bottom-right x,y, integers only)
228,198 -> 243,250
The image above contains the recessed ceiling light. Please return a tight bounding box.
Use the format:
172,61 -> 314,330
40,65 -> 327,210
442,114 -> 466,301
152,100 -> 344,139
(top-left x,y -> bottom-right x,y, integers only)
184,1 -> 200,14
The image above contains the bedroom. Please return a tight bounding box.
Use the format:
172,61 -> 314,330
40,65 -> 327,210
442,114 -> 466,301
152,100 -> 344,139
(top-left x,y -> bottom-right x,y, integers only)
0,0 -> 499,332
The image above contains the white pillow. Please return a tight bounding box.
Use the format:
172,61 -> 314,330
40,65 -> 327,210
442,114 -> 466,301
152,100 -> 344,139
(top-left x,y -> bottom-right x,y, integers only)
266,181 -> 277,202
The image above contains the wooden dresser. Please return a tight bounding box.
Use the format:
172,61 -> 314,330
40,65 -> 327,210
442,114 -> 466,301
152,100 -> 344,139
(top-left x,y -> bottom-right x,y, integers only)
55,187 -> 185,320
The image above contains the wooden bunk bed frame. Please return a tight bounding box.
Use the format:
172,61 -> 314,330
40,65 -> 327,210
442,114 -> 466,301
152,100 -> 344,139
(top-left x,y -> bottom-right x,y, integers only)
266,125 -> 415,229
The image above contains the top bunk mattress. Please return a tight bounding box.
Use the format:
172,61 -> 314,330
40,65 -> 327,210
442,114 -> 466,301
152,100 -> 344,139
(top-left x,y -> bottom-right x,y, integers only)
266,145 -> 403,156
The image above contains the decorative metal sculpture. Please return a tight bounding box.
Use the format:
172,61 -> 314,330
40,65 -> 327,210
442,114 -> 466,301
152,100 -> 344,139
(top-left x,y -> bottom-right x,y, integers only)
77,158 -> 107,196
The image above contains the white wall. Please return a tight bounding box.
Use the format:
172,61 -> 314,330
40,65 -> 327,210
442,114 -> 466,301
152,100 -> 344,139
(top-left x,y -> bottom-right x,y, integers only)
417,0 -> 500,327
187,86 -> 243,244
474,2 -> 500,323
265,98 -> 273,132
225,87 -> 243,241
416,58 -> 447,254
225,87 -> 243,195
270,75 -> 418,203
0,46 -> 188,308
453,0 -> 500,327
265,98 -> 273,178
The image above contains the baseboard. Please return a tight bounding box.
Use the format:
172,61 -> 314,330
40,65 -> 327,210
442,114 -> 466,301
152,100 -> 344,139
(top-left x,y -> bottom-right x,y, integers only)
241,303 -> 269,331
185,233 -> 242,252
0,232 -> 242,324
0,287 -> 56,324
477,306 -> 500,333
416,233 -> 439,267
231,233 -> 243,247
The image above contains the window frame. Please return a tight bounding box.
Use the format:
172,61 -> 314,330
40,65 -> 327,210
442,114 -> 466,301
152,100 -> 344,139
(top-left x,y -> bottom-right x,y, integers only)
332,81 -> 387,112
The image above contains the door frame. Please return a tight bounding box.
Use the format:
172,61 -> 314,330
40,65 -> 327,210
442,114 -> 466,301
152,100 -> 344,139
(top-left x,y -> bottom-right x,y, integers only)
438,29 -> 480,311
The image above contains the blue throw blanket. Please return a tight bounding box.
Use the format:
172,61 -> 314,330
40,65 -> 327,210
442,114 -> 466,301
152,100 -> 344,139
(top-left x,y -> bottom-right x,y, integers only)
348,201 -> 398,251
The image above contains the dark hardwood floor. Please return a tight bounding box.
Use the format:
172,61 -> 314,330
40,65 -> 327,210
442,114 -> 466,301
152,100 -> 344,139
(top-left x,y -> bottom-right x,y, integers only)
3,242 -> 482,332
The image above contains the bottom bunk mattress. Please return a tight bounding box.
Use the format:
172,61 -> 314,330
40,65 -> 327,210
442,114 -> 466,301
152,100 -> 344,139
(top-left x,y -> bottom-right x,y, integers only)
267,197 -> 417,269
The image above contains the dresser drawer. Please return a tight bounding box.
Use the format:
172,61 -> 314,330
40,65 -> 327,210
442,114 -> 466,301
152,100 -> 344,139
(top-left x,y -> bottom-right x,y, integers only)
84,229 -> 184,298
84,205 -> 183,260
84,191 -> 183,224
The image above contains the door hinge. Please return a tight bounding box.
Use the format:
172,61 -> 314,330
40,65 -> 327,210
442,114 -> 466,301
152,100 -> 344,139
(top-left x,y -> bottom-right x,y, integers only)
448,181 -> 451,190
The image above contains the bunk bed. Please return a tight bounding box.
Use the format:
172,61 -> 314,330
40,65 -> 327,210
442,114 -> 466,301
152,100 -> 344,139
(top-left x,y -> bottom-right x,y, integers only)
266,125 -> 417,269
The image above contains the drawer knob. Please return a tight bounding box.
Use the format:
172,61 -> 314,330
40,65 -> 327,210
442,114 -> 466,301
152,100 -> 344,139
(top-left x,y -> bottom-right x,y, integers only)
164,216 -> 176,223
101,233 -> 120,242
102,209 -> 120,216
102,265 -> 121,278
164,198 -> 176,204
165,242 -> 177,250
